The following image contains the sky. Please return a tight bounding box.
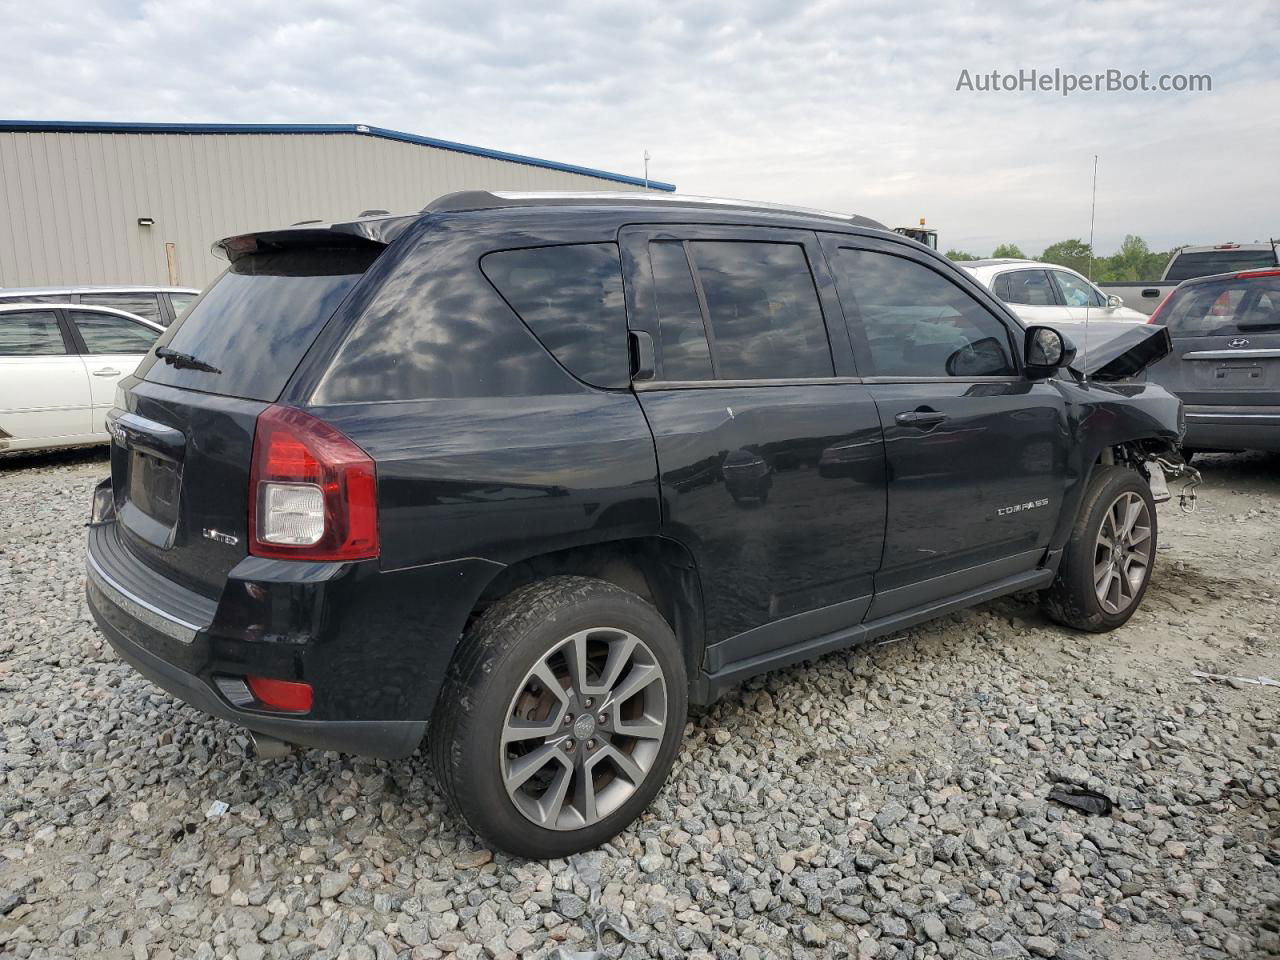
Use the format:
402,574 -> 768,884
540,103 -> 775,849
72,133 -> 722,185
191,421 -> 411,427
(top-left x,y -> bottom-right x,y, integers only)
2,0 -> 1277,257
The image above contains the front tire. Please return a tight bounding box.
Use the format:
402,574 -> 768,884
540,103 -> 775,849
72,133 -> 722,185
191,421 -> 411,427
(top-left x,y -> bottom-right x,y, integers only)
429,576 -> 687,858
1043,466 -> 1157,632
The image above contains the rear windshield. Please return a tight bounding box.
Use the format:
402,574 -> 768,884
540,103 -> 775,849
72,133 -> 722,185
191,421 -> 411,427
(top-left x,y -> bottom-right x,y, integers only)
139,247 -> 377,401
1165,249 -> 1277,283
1162,276 -> 1280,337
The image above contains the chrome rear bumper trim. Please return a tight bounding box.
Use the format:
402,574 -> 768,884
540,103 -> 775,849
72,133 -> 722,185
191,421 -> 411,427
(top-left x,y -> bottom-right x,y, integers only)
86,550 -> 201,644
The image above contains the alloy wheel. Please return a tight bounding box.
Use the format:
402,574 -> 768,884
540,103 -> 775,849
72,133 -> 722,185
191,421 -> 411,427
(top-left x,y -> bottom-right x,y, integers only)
1093,491 -> 1153,615
501,628 -> 667,831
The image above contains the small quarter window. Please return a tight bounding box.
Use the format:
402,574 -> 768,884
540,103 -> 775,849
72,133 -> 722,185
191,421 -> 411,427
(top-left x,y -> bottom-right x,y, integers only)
482,243 -> 628,388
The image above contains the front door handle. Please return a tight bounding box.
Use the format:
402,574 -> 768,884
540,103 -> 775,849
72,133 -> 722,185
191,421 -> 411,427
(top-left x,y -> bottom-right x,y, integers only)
92,368 -> 121,377
895,409 -> 947,428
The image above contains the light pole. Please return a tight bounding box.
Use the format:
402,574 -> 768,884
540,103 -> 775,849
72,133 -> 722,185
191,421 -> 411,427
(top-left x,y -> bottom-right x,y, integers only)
643,150 -> 651,190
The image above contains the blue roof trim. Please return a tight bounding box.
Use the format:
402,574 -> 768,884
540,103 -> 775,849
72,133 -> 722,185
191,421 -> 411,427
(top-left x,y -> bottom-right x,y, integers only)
0,120 -> 677,192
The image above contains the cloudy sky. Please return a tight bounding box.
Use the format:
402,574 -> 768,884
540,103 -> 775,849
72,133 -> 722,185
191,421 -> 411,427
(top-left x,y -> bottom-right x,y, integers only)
3,0 -> 1277,256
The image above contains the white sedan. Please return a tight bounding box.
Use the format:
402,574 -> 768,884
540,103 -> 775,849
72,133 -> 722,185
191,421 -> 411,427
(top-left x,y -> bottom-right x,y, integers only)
960,259 -> 1149,324
0,303 -> 163,454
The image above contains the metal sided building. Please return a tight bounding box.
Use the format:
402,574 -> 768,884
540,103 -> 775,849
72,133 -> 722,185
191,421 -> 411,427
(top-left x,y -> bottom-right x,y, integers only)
0,121 -> 675,289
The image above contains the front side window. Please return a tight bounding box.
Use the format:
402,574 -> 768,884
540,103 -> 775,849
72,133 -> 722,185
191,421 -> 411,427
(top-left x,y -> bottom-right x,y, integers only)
0,311 -> 66,356
999,270 -> 1057,306
832,248 -> 1017,378
482,243 -> 627,388
78,293 -> 163,324
1051,270 -> 1105,308
685,241 -> 833,380
71,311 -> 160,354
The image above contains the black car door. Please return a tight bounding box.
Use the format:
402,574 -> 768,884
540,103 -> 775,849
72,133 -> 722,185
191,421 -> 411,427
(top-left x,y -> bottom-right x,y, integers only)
620,225 -> 886,674
820,233 -> 1069,619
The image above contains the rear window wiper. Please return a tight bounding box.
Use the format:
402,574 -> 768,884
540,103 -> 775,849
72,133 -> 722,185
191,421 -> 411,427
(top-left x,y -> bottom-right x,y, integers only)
155,345 -> 222,374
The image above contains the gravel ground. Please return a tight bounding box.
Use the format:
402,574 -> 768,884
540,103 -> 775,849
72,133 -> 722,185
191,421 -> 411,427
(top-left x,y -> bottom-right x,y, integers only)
1,446 -> 1277,960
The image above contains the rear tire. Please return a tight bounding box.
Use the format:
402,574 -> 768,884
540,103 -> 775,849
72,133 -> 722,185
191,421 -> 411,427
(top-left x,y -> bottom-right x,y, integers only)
429,576 -> 687,858
1043,466 -> 1157,633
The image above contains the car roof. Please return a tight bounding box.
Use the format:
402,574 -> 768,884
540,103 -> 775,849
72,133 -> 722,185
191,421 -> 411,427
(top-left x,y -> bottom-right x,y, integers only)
959,259 -> 1041,282
0,301 -> 165,330
0,284 -> 198,296
960,259 -> 1095,284
217,190 -> 894,258
422,190 -> 889,229
960,258 -> 1038,268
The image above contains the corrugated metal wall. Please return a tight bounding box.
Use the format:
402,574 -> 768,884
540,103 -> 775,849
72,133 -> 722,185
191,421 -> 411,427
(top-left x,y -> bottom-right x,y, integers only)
0,131 -> 658,288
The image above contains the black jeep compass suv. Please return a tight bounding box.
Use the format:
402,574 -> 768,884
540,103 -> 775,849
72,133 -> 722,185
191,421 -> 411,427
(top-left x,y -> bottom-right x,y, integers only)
87,191 -> 1185,857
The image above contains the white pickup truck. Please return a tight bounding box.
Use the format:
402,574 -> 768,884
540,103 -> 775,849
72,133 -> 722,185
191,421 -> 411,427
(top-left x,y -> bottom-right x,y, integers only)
1100,242 -> 1278,315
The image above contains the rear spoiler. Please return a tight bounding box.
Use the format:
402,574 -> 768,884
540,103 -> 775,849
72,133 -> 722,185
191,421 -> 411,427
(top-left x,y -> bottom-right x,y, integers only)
1064,321 -> 1173,381
213,215 -> 417,263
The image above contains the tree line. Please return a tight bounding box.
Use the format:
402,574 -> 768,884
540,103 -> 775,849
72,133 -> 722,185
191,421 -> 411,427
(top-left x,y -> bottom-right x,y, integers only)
945,235 -> 1170,282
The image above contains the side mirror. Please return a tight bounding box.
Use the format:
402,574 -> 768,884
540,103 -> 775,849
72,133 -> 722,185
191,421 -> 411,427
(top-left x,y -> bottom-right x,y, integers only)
1024,325 -> 1077,378
1106,294 -> 1124,309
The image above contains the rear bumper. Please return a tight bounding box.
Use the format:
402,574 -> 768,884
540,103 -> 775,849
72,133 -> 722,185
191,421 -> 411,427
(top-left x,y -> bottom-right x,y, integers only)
1184,404 -> 1280,452
85,494 -> 499,759
93,593 -> 426,759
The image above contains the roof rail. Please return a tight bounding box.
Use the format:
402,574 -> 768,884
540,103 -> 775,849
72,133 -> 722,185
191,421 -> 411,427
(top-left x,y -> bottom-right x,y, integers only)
423,190 -> 887,229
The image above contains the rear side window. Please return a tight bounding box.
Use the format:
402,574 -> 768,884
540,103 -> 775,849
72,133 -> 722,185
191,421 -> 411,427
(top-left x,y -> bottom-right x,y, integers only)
1162,277 -> 1280,337
649,241 -> 714,380
71,311 -> 160,354
140,247 -> 378,401
79,292 -> 163,324
999,270 -> 1057,306
481,243 -> 627,388
1165,250 -> 1278,283
0,311 -> 66,356
647,240 -> 832,381
690,241 -> 833,380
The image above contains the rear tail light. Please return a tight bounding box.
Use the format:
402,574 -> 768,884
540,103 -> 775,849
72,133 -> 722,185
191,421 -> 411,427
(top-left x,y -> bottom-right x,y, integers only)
246,675 -> 313,712
1235,268 -> 1280,279
249,405 -> 378,561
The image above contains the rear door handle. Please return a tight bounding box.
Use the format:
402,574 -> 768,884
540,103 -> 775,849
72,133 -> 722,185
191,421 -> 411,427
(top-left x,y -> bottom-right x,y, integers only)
895,409 -> 947,428
92,368 -> 121,377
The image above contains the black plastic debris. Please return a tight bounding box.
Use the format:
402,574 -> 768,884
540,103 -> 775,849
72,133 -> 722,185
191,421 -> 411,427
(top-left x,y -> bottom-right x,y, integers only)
1047,786 -> 1114,816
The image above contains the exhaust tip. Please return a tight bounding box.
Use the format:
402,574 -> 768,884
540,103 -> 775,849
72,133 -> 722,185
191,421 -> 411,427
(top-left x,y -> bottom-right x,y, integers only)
250,732 -> 295,760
